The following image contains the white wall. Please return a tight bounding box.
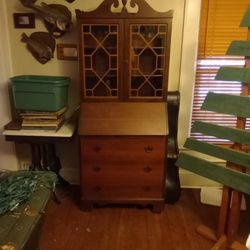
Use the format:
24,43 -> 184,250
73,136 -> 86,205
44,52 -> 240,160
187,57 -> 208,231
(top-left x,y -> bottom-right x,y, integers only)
0,0 -> 218,186
0,0 -> 19,170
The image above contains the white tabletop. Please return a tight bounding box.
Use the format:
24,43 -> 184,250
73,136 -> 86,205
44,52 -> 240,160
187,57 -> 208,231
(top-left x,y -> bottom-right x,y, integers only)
3,119 -> 77,138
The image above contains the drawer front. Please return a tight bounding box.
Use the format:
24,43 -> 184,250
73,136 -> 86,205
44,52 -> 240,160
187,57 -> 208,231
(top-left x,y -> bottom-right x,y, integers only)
80,162 -> 165,199
80,136 -> 166,163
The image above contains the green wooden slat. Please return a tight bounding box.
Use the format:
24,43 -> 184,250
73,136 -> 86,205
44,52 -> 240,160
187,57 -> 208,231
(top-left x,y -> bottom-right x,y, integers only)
227,41 -> 250,56
215,67 -> 250,84
176,153 -> 250,195
240,7 -> 250,27
184,138 -> 250,169
192,121 -> 250,146
201,92 -> 250,118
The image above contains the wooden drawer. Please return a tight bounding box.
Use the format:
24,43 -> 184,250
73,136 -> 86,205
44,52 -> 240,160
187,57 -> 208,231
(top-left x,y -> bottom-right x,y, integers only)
80,136 -> 166,163
80,161 -> 165,199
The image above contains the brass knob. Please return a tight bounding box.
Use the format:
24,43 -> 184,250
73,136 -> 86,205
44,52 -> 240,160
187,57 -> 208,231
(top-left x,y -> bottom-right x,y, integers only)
93,145 -> 101,152
144,165 -> 152,173
93,165 -> 101,172
144,146 -> 153,153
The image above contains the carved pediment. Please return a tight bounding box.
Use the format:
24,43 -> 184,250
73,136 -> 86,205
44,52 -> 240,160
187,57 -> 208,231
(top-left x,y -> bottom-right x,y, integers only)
76,0 -> 173,19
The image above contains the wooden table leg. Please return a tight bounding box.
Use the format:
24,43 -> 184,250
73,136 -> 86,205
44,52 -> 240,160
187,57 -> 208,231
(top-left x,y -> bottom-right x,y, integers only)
45,143 -> 69,186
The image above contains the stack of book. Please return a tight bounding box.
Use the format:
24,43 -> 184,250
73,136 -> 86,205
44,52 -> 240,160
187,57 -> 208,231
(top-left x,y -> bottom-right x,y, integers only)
19,107 -> 67,131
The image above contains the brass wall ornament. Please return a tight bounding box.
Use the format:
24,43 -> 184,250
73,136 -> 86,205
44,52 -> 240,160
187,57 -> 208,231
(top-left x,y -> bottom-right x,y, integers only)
111,0 -> 139,13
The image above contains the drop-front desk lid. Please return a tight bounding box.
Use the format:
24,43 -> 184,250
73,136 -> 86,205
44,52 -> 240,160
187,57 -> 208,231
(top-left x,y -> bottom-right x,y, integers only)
79,102 -> 168,136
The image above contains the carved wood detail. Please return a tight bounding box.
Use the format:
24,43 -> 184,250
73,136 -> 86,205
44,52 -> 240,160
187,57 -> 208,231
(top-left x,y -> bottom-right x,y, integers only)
75,0 -> 173,19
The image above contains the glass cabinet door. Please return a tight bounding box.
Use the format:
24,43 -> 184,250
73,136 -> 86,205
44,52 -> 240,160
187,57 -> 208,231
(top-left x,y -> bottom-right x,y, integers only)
129,24 -> 169,99
82,24 -> 119,98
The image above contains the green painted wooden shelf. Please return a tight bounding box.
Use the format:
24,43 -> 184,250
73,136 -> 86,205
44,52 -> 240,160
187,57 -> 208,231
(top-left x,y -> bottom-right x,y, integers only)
201,92 -> 250,118
240,7 -> 250,27
216,66 -> 250,83
184,138 -> 250,169
227,41 -> 250,56
176,153 -> 250,195
192,121 -> 250,146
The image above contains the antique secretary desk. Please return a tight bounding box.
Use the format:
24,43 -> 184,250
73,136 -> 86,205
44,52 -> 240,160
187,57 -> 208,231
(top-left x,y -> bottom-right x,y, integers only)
76,0 -> 172,212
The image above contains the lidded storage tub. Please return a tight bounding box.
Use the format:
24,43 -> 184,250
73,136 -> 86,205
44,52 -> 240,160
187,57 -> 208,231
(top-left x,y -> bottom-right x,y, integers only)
11,75 -> 70,111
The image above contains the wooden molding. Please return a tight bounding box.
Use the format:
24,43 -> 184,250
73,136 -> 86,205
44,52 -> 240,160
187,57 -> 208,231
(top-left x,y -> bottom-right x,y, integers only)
75,0 -> 173,19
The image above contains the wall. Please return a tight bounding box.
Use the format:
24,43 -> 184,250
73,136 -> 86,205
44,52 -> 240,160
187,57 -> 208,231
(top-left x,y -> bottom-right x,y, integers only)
1,0 -> 218,186
0,0 -> 19,171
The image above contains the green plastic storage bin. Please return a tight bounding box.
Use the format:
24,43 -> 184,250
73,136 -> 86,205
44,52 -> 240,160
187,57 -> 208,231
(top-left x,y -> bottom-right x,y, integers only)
11,75 -> 70,111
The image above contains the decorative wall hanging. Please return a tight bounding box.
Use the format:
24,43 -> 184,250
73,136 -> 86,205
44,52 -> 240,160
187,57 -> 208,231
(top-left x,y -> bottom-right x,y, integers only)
13,13 -> 35,28
20,0 -> 73,38
21,32 -> 55,64
57,43 -> 78,61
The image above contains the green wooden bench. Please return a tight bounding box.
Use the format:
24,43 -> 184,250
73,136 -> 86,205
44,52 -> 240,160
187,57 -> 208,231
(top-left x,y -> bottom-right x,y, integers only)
0,172 -> 56,250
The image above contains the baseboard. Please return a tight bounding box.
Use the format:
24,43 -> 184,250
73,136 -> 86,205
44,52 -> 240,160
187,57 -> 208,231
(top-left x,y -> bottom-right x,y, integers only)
200,187 -> 246,210
179,169 -> 222,188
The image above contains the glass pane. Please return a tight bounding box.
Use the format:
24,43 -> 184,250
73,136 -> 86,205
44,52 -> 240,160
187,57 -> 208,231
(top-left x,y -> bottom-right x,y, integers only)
110,25 -> 117,32
84,34 -> 98,48
130,24 -> 168,98
132,34 -> 145,48
83,25 -> 90,33
131,76 -> 145,89
84,48 -> 95,55
157,56 -> 165,69
103,70 -> 117,89
138,83 -> 155,96
140,25 -> 158,42
86,90 -> 92,96
85,56 -> 91,68
110,56 -> 117,68
92,48 -> 110,76
91,25 -> 109,42
139,48 -> 156,75
103,34 -> 117,54
150,34 -> 166,47
85,71 -> 99,89
149,76 -> 163,89
93,82 -> 110,96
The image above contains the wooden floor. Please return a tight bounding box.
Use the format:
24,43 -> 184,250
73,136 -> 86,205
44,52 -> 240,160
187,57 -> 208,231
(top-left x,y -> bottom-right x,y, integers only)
39,187 -> 249,250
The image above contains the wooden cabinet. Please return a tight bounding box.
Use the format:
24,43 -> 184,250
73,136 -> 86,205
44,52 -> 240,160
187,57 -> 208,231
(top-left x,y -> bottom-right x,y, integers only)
76,0 -> 171,212
79,102 -> 168,212
76,0 -> 172,101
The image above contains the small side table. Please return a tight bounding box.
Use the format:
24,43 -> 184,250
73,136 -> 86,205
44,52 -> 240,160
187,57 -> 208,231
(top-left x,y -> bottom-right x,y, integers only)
3,119 -> 77,185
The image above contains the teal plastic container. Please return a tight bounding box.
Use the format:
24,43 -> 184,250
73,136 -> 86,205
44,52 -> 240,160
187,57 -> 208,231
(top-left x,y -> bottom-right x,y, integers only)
11,75 -> 70,111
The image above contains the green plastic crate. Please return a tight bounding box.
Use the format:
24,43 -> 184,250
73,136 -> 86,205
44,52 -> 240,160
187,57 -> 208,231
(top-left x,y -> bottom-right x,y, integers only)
11,75 -> 70,111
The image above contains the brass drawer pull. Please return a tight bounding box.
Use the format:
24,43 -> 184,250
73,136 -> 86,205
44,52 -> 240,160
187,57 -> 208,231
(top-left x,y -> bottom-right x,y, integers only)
93,165 -> 101,172
144,165 -> 152,173
144,146 -> 153,153
93,145 -> 101,152
143,186 -> 151,192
